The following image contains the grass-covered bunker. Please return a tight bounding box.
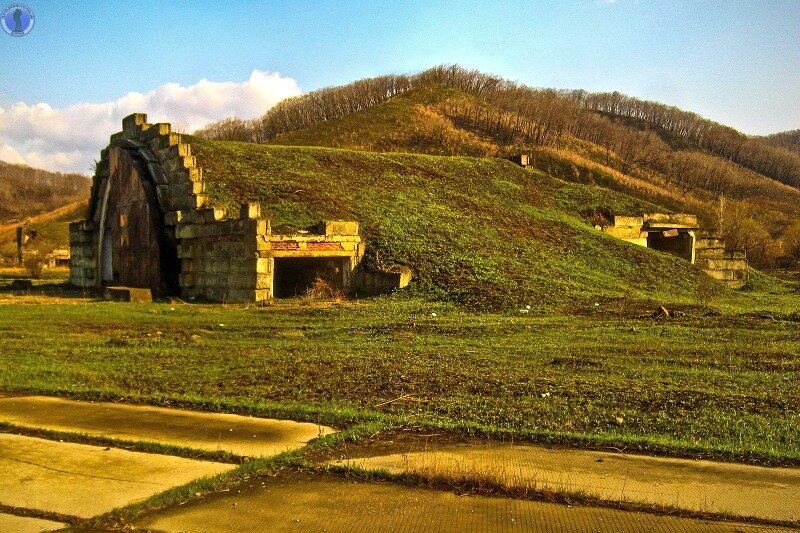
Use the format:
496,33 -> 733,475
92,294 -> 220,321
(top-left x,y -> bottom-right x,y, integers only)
70,114 -> 364,301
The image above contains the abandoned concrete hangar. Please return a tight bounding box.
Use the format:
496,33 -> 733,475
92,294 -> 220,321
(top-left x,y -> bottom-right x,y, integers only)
69,113 -> 381,301
71,114 -> 745,301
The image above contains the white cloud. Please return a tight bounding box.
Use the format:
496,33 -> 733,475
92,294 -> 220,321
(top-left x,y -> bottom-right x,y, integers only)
0,70 -> 301,174
0,143 -> 25,164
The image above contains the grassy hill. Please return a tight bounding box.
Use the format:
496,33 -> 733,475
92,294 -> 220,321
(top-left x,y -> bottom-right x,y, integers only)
191,136 -> 715,310
271,86 -> 498,157
198,70 -> 800,269
267,84 -> 800,225
0,200 -> 87,262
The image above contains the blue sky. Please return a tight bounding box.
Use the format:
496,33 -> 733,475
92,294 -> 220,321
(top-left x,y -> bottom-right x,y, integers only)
1,0 -> 798,172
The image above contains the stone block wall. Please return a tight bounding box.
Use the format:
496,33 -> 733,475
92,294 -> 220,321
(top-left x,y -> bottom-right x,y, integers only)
176,207 -> 270,302
695,235 -> 749,288
69,221 -> 97,288
72,113 -> 210,292
352,268 -> 412,295
643,213 -> 698,228
602,216 -> 648,246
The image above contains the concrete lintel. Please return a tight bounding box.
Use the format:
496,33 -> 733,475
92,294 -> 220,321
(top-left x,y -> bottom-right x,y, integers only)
270,250 -> 355,258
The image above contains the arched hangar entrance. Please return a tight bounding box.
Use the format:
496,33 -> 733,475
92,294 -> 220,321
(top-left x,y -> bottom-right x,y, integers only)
96,147 -> 179,297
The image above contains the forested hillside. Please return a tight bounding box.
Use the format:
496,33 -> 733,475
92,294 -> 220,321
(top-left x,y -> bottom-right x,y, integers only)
0,160 -> 90,223
763,129 -> 800,157
196,66 -> 800,268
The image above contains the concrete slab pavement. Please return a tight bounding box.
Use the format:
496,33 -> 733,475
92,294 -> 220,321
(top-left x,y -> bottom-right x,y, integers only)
0,433 -> 234,518
0,513 -> 66,533
339,444 -> 800,523
136,472 -> 794,533
0,395 -> 333,457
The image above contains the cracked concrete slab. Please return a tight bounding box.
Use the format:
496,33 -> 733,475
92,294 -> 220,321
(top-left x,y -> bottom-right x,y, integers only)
0,395 -> 333,457
136,472 -> 792,532
339,444 -> 800,523
0,513 -> 66,533
0,434 -> 233,518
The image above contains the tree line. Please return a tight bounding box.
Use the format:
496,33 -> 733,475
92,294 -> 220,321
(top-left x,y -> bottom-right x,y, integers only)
197,65 -> 800,191
195,66 -> 800,268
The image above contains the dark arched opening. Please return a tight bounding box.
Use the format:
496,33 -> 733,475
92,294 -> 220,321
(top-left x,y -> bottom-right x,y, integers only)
100,147 -> 180,297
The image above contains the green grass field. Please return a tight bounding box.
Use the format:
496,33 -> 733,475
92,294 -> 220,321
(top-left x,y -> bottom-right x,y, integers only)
1,278 -> 797,466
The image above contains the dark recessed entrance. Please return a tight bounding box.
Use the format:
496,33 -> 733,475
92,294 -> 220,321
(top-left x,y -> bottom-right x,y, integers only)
103,147 -> 180,297
273,257 -> 349,298
646,230 -> 694,262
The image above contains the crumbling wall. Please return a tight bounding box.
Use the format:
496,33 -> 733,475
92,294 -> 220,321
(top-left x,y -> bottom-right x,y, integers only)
643,213 -> 699,227
602,216 -> 647,246
352,268 -> 412,295
176,204 -> 270,302
602,213 -> 748,288
695,235 -> 749,289
72,114 -> 365,302
69,221 -> 97,288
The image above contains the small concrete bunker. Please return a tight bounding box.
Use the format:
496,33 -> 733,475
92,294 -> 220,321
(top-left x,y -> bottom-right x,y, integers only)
604,214 -> 698,263
601,213 -> 749,288
70,114 -> 364,302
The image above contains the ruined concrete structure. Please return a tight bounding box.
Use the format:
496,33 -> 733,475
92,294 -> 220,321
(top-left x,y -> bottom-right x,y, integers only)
45,249 -> 70,268
70,114 -> 364,302
506,154 -> 532,168
601,213 -> 748,288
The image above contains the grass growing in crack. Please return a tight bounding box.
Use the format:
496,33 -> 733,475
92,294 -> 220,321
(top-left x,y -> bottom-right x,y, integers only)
0,422 -> 243,464
321,463 -> 798,530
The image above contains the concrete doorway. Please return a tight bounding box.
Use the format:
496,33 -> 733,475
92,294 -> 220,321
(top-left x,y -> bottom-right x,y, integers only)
646,230 -> 694,262
272,257 -> 350,298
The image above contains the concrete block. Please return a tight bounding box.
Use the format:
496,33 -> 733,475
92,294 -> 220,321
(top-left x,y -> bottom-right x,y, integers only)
105,286 -> 153,303
695,248 -> 725,259
176,224 -> 198,240
194,195 -> 210,209
240,203 -> 262,219
122,113 -> 148,132
185,167 -> 203,182
193,208 -> 225,224
225,289 -> 256,303
164,211 -> 183,226
141,123 -> 172,141
256,258 -> 272,273
612,216 -> 644,228
158,142 -> 191,160
256,273 -> 272,289
177,243 -> 196,258
318,220 -> 359,236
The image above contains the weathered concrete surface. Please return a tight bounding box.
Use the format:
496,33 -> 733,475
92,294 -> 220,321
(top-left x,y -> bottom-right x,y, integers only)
339,445 -> 800,523
0,513 -> 65,533
0,395 -> 333,457
136,472 -> 792,533
0,434 -> 233,518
